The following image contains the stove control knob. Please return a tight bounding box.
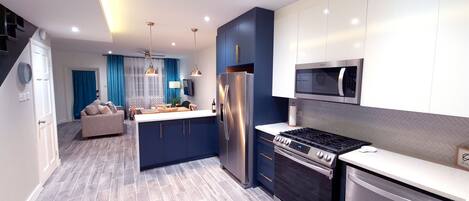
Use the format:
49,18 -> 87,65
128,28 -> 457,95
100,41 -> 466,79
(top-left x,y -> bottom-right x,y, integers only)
282,138 -> 287,144
317,151 -> 324,159
286,139 -> 291,145
325,155 -> 332,162
274,136 -> 279,141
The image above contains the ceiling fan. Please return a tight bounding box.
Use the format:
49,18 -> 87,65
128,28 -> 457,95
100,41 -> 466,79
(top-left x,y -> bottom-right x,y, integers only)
136,48 -> 165,58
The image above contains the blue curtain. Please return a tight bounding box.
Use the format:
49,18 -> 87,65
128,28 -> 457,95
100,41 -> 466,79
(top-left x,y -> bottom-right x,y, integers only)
107,55 -> 125,106
72,70 -> 97,119
164,58 -> 180,103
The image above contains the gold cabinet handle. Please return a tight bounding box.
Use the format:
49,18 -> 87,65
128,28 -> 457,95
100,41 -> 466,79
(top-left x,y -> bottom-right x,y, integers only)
260,152 -> 273,161
235,44 -> 239,64
160,123 -> 163,139
259,172 -> 273,183
259,136 -> 273,143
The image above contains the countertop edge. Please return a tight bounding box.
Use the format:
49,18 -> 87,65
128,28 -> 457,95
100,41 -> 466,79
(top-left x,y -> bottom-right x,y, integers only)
134,110 -> 216,123
255,122 -> 302,136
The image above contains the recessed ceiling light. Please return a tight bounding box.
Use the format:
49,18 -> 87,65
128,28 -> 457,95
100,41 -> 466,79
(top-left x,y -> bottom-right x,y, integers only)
323,9 -> 330,15
350,18 -> 360,25
71,26 -> 80,33
204,16 -> 210,22
171,42 -> 176,46
353,42 -> 362,49
108,50 -> 113,54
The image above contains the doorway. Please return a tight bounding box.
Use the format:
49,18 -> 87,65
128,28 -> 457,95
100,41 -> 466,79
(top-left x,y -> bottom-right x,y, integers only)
72,70 -> 97,119
31,40 -> 59,184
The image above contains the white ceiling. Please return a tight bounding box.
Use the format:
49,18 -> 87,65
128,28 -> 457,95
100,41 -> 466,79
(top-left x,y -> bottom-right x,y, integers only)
1,0 -> 297,57
0,0 -> 112,42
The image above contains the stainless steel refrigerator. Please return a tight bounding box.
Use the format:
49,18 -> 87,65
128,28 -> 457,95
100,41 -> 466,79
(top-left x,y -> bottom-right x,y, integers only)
217,72 -> 254,188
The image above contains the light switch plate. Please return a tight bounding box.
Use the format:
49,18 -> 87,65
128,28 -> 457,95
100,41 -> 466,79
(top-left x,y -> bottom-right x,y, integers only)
456,145 -> 469,170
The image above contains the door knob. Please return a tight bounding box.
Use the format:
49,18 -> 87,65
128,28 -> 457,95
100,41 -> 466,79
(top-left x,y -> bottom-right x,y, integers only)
38,120 -> 46,125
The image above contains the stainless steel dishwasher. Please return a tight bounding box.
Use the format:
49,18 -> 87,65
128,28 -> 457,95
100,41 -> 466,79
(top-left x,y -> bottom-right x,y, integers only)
345,166 -> 444,201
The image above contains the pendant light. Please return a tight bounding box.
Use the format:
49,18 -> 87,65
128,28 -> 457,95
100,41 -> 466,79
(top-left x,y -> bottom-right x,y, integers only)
145,22 -> 158,76
190,28 -> 202,77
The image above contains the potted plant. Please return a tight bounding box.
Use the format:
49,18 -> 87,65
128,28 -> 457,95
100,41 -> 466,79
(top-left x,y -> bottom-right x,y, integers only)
171,97 -> 181,107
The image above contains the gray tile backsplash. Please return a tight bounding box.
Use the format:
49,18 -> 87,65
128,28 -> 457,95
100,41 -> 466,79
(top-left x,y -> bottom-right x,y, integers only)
294,99 -> 469,167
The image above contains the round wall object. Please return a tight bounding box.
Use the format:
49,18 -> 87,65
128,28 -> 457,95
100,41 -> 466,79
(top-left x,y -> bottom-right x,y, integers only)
39,29 -> 47,40
18,62 -> 32,85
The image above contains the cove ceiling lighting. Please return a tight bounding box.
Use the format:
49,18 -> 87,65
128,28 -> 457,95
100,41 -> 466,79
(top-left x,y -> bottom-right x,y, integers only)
99,0 -> 123,33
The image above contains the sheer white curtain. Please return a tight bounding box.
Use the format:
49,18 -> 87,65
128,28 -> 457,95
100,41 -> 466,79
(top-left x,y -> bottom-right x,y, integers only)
124,57 -> 165,109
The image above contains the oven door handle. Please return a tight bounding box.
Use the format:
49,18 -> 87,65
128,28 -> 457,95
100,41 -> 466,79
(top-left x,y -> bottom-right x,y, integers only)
275,147 -> 333,180
338,67 -> 346,97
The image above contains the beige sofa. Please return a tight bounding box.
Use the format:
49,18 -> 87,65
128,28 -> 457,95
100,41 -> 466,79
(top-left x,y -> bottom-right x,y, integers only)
80,110 -> 124,138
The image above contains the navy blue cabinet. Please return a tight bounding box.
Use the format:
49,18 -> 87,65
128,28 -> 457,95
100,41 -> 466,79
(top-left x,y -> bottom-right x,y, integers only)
236,10 -> 255,64
138,117 -> 217,170
217,7 -> 268,72
216,33 -> 225,75
138,122 -> 164,168
187,117 -> 218,158
217,7 -> 289,127
224,22 -> 238,66
256,131 -> 275,193
216,6 -> 288,192
162,120 -> 186,162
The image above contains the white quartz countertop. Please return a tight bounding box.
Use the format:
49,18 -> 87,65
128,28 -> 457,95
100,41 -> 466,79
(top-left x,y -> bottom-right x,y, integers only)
134,110 -> 216,123
339,148 -> 469,201
255,123 -> 302,136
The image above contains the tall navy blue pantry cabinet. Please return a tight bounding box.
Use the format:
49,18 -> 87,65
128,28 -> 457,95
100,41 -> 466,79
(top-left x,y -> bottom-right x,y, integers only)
216,7 -> 289,193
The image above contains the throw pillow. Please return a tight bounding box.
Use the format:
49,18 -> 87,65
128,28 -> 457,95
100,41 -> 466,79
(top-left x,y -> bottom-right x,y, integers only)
106,101 -> 118,113
92,99 -> 101,106
98,105 -> 113,115
85,105 -> 99,115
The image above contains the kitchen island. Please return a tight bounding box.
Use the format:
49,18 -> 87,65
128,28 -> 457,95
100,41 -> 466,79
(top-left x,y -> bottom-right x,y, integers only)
134,110 -> 218,171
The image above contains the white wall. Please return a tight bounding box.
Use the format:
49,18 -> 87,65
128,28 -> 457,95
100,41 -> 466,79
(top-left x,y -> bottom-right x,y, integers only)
179,44 -> 216,110
0,32 -> 49,201
51,49 -> 107,123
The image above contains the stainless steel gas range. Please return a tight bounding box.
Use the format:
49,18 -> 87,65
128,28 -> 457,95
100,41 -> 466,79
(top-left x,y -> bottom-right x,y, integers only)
273,128 -> 370,201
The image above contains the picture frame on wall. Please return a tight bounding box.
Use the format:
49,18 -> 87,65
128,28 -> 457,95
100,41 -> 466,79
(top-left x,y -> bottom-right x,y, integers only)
456,144 -> 469,171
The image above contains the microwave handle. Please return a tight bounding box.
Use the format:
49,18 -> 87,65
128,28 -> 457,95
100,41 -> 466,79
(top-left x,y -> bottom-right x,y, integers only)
338,67 -> 346,96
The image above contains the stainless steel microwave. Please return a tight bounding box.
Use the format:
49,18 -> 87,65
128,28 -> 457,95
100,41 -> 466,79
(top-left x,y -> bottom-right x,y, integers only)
295,59 -> 363,104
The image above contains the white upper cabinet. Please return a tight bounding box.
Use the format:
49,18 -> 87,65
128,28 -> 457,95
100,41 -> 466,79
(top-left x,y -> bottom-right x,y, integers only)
360,0 -> 439,113
326,0 -> 367,61
272,4 -> 299,98
430,0 -> 469,118
296,0 -> 328,64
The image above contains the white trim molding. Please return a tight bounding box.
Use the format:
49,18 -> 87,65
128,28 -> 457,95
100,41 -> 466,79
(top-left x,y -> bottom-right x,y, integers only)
26,184 -> 43,201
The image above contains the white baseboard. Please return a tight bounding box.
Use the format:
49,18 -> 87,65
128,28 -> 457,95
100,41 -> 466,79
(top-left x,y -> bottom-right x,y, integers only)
57,119 -> 70,125
26,184 -> 43,201
25,158 -> 62,201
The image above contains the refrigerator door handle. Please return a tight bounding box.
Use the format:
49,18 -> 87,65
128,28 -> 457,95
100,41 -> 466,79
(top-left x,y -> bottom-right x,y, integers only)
223,84 -> 230,141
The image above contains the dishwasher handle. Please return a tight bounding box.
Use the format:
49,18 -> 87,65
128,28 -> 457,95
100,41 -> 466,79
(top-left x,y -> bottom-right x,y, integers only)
348,173 -> 411,201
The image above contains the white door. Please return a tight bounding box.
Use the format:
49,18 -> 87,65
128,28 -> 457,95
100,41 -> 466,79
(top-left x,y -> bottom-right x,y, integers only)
31,40 -> 59,183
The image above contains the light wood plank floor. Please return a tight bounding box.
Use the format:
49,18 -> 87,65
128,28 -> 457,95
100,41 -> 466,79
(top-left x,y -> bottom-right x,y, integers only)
36,121 -> 273,201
